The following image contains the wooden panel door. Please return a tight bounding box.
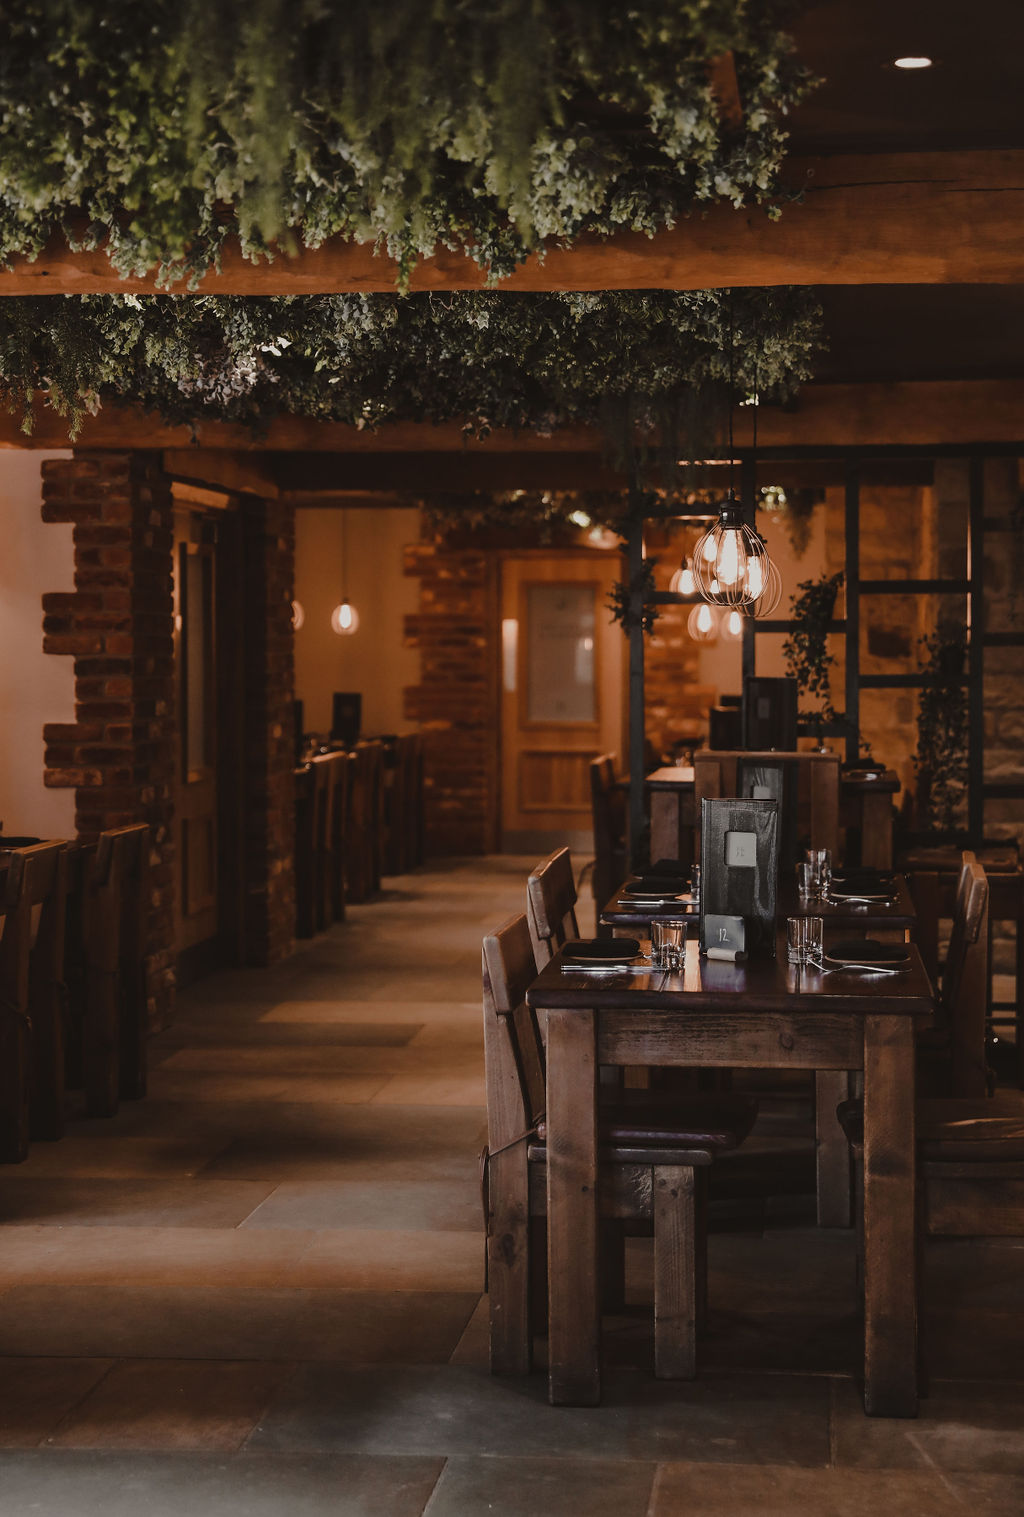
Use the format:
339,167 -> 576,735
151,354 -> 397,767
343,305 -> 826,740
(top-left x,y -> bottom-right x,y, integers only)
501,553 -> 625,849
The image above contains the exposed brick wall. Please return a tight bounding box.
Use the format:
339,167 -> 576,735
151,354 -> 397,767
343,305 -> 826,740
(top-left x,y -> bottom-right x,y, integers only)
40,451 -> 177,1028
402,540 -> 499,856
242,495 -> 297,963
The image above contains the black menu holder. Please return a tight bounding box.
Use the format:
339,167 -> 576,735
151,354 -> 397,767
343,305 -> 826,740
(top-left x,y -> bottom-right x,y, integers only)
699,796 -> 779,957
293,699 -> 305,764
331,691 -> 362,748
742,676 -> 798,751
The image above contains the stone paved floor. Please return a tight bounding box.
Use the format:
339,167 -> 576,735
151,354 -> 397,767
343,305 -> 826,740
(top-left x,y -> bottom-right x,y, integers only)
0,855 -> 1022,1514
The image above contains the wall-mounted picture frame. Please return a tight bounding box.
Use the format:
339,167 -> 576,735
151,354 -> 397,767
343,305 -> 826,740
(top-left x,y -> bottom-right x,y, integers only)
699,796 -> 779,956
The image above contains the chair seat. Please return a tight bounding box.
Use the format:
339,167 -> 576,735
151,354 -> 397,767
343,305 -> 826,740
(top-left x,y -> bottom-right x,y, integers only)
918,1097 -> 1024,1161
536,1093 -> 758,1159
838,1094 -> 1024,1163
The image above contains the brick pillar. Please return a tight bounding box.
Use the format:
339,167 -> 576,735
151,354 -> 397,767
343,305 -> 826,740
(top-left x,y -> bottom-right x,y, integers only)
403,541 -> 499,855
40,451 -> 176,1028
242,495 -> 296,964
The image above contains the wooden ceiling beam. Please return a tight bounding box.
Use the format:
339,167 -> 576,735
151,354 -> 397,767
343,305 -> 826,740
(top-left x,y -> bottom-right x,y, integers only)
1,380 -> 1020,455
1,152 -> 1021,294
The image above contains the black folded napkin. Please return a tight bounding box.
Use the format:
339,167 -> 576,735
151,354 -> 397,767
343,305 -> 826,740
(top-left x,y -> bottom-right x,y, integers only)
647,858 -> 688,876
563,937 -> 641,962
622,878 -> 688,897
831,869 -> 897,888
827,938 -> 909,965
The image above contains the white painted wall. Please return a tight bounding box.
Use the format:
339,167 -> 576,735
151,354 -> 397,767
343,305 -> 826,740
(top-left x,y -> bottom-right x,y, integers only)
0,451 -> 76,838
293,507 -> 422,737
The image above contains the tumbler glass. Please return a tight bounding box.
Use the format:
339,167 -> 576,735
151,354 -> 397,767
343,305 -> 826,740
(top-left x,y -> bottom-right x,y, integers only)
651,918 -> 686,970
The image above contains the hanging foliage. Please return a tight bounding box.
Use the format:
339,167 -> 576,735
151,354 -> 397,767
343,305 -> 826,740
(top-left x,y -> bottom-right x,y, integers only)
0,3 -> 814,284
0,287 -> 823,438
783,570 -> 843,719
913,628 -> 969,834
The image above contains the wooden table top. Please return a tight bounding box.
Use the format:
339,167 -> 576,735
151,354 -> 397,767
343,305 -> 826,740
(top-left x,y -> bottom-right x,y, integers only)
642,764 -> 900,793
529,934 -> 933,1017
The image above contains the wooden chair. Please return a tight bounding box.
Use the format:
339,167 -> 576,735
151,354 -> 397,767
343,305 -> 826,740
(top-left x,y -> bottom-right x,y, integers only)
294,764 -> 316,938
346,742 -> 380,903
590,754 -> 628,927
482,914 -> 757,1381
309,754 -> 334,932
694,750 -> 840,865
0,841 -> 68,1160
326,750 -> 349,923
526,847 -> 580,967
916,853 -> 990,1099
73,824 -> 151,1119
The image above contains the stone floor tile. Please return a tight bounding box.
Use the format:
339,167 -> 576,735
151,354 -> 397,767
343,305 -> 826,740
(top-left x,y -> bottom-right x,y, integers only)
428,1455 -> 656,1517
7,1134 -> 234,1181
144,1070 -> 391,1105
650,1461 -> 1024,1516
0,1178 -> 276,1229
368,1073 -> 485,1106
0,1451 -> 445,1517
241,1179 -> 481,1235
832,1375 -> 1024,1473
48,1360 -> 293,1452
154,1021 -> 420,1049
0,1359 -> 112,1447
0,1286 -> 478,1363
262,999 -> 481,1026
0,1225 -> 312,1289
293,1229 -> 483,1292
249,1363 -> 831,1464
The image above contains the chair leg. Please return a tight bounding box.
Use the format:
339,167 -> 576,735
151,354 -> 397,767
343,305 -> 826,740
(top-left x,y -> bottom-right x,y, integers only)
486,1149 -> 532,1375
816,1070 -> 853,1227
653,1164 -> 697,1380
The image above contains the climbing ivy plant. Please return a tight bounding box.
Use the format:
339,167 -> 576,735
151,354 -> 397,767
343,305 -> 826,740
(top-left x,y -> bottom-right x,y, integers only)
914,628 -> 969,833
0,2 -> 814,283
783,570 -> 843,721
0,287 -> 823,438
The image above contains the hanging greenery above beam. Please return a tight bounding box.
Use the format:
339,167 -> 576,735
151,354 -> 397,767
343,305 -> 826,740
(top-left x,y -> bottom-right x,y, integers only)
0,288 -> 823,439
0,2 -> 812,286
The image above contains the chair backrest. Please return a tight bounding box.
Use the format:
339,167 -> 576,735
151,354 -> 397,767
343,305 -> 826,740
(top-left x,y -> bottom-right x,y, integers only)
590,753 -> 627,906
943,852 -> 990,1098
482,915 -> 545,1148
0,841 -> 67,1157
695,749 -> 840,862
526,847 -> 579,966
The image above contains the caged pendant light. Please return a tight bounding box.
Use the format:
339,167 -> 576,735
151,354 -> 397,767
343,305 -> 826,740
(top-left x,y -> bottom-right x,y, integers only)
330,510 -> 360,636
694,298 -> 780,615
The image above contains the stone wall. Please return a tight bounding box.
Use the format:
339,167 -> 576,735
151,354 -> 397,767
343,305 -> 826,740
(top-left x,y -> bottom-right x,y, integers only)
40,451 -> 177,1027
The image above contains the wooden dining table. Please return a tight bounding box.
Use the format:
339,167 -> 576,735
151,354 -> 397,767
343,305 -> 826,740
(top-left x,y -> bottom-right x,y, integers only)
526,935 -> 934,1417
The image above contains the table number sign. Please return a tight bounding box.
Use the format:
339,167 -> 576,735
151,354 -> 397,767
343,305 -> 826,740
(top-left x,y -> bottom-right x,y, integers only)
699,796 -> 779,956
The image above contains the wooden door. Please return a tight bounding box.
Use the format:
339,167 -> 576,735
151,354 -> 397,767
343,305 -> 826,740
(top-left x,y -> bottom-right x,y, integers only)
173,508 -> 219,957
500,553 -> 625,850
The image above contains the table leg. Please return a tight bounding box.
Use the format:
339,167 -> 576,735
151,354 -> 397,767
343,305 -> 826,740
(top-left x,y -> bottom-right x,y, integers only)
862,1015 -> 918,1417
546,1007 -> 600,1406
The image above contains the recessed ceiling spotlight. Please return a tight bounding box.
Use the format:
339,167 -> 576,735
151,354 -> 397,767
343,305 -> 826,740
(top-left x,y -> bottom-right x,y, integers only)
893,56 -> 933,69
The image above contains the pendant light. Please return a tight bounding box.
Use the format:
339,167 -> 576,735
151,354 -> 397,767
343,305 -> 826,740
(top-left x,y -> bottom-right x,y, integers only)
669,556 -> 697,596
694,297 -> 779,613
331,511 -> 359,636
687,600 -> 719,643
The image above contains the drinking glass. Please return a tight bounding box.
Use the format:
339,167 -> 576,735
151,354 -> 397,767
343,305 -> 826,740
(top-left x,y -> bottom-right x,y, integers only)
787,915 -> 823,965
651,918 -> 686,970
689,863 -> 701,904
796,862 -> 816,902
805,847 -> 831,899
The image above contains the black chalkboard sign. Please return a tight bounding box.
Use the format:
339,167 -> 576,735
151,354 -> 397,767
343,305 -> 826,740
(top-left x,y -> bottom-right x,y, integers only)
699,796 -> 779,957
